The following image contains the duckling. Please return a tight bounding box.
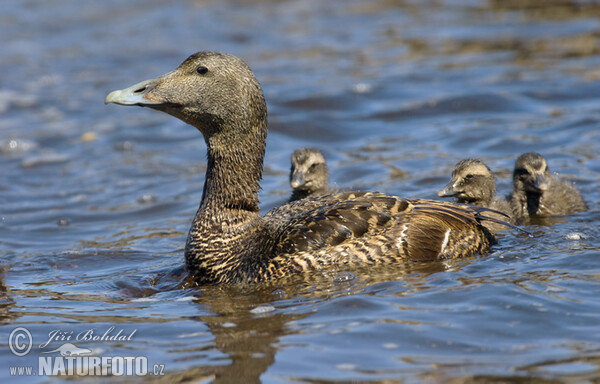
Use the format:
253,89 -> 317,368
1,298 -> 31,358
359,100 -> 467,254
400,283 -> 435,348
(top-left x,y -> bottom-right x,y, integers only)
438,158 -> 513,233
509,152 -> 587,221
289,148 -> 329,202
106,51 -> 509,284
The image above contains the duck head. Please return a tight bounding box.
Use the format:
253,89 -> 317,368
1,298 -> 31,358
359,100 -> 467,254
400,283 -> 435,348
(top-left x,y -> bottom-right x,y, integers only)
438,159 -> 496,204
290,148 -> 329,193
106,52 -> 269,213
105,52 -> 267,140
513,152 -> 550,194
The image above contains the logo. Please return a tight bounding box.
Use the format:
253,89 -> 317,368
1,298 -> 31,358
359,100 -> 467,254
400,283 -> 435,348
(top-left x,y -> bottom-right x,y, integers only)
8,327 -> 32,357
7,326 -> 165,377
42,343 -> 92,357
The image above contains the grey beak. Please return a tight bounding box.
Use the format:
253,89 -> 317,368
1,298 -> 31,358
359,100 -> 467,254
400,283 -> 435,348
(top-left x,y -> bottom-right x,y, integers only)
105,78 -> 164,106
290,171 -> 306,189
532,174 -> 549,192
437,182 -> 456,197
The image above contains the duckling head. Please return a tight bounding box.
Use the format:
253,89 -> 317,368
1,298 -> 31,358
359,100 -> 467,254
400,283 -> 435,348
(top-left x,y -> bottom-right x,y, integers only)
513,152 -> 550,194
438,159 -> 496,204
290,148 -> 328,193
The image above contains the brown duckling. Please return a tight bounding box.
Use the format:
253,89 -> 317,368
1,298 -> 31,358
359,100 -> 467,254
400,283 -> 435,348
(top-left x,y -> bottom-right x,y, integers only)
509,152 -> 587,221
106,51 -> 509,284
438,158 -> 513,233
289,148 -> 329,202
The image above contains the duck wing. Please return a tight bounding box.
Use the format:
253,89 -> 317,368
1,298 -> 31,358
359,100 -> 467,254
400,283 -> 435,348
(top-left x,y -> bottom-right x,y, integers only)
264,192 -> 495,264
267,192 -> 400,253
402,199 -> 495,260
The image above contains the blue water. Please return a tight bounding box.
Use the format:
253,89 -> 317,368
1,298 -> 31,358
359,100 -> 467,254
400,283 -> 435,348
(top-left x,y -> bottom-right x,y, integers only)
1,0 -> 599,382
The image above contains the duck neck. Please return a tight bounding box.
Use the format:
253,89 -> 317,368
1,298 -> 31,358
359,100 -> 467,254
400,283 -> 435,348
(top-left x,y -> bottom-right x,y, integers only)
525,190 -> 543,215
290,189 -> 311,202
185,117 -> 269,283
199,127 -> 265,216
513,188 -> 542,217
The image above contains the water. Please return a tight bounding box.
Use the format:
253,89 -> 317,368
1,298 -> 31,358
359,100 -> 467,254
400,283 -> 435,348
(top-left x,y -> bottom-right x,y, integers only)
1,0 -> 599,382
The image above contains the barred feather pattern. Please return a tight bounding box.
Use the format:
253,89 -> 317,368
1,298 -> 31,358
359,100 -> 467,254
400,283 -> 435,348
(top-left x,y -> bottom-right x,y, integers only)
185,192 -> 495,284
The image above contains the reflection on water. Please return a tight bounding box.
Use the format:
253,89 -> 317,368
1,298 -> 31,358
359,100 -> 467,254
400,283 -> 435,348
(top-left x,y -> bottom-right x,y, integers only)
1,0 -> 599,382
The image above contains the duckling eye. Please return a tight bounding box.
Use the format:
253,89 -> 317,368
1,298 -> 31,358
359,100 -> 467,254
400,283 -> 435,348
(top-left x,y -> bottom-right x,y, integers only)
464,174 -> 473,180
196,66 -> 209,75
515,168 -> 529,177
308,163 -> 318,171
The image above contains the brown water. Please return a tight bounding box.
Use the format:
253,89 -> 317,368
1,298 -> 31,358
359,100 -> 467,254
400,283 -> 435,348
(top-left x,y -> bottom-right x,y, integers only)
1,0 -> 599,382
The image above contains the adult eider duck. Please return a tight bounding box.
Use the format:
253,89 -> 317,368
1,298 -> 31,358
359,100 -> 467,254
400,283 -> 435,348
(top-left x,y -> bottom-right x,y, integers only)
106,51 -> 508,284
509,152 -> 587,221
438,158 -> 514,233
289,148 -> 330,202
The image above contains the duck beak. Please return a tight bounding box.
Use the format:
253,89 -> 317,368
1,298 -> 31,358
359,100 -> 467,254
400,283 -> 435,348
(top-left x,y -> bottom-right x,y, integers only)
105,78 -> 165,106
532,173 -> 548,192
437,181 -> 457,197
290,172 -> 306,189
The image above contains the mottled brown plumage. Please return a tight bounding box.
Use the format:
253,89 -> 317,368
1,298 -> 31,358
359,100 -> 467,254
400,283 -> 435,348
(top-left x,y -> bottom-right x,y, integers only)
289,148 -> 330,202
509,152 -> 587,222
438,158 -> 513,232
106,51 -> 503,284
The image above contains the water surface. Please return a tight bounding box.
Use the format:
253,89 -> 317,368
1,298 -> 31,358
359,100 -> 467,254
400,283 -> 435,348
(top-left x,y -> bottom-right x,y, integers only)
1,0 -> 599,382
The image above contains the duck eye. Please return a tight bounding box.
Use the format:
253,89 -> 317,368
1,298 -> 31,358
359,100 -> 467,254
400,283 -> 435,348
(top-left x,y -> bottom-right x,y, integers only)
464,174 -> 473,180
196,66 -> 208,75
308,163 -> 318,171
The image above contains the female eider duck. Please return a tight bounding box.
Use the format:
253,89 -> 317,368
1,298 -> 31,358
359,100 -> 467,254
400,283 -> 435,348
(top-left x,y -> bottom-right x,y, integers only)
289,148 -> 330,202
509,152 -> 587,221
106,51 -> 508,284
438,158 -> 513,233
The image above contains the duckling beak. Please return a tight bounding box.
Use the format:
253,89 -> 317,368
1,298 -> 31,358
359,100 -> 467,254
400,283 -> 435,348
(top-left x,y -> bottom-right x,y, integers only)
438,182 -> 457,197
290,172 -> 306,189
531,174 -> 549,192
105,78 -> 165,106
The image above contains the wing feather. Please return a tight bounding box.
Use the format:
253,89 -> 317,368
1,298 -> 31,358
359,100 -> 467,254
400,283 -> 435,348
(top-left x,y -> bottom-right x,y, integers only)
269,192 -> 406,255
265,193 -> 502,262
